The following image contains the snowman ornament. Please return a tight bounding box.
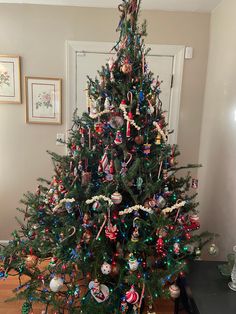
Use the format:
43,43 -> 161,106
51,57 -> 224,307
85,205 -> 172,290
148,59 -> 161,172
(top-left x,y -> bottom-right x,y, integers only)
128,253 -> 139,271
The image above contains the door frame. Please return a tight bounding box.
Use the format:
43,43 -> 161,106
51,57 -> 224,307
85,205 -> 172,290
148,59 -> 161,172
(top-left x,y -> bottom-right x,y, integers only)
66,40 -> 185,144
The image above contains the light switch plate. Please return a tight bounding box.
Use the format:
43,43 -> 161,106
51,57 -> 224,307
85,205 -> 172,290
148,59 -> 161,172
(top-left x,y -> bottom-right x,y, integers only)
56,133 -> 65,146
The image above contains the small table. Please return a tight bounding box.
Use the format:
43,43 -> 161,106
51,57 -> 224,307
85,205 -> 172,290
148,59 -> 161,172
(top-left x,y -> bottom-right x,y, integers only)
177,261 -> 236,314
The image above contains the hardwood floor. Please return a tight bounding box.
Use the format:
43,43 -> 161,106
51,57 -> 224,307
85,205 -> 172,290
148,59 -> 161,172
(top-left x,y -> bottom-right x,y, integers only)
0,274 -> 177,313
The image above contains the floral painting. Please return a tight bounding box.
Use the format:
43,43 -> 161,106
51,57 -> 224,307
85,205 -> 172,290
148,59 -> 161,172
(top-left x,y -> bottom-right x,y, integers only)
0,55 -> 21,104
26,77 -> 62,124
0,71 -> 10,88
35,92 -> 53,109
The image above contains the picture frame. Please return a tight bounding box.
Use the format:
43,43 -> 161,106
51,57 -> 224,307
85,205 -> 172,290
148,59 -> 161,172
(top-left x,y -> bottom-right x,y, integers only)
25,76 -> 62,124
0,55 -> 21,104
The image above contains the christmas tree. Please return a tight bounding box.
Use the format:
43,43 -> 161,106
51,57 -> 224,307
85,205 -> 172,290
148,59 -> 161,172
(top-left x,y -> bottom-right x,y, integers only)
1,1 -> 212,313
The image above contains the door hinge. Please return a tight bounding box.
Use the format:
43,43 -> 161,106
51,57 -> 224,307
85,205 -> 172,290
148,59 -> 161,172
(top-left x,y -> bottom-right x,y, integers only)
171,74 -> 174,88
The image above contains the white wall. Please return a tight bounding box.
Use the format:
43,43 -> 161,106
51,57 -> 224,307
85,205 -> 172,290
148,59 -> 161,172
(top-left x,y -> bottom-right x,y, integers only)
199,0 -> 236,260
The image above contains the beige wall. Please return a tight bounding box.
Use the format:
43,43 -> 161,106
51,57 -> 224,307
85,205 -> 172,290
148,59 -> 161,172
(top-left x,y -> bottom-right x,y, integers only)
0,4 -> 210,239
199,0 -> 236,260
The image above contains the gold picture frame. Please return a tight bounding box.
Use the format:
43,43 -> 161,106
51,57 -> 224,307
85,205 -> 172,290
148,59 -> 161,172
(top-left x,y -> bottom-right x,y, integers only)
0,55 -> 21,104
25,76 -> 62,125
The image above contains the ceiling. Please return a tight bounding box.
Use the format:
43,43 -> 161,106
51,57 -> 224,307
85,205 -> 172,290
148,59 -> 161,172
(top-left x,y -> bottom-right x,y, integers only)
0,0 -> 222,12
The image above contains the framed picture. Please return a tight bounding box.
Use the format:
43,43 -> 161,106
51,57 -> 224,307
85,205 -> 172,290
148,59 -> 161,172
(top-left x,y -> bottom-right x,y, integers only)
25,77 -> 62,124
0,55 -> 21,104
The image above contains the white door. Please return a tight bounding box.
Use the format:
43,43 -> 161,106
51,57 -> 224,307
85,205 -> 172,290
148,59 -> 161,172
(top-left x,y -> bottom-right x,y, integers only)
76,52 -> 173,121
66,41 -> 185,144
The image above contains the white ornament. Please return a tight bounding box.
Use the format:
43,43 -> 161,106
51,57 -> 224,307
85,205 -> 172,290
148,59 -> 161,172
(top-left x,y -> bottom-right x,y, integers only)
104,97 -> 111,110
101,262 -> 112,275
49,276 -> 64,292
169,284 -> 180,298
128,254 -> 139,271
111,191 -> 123,204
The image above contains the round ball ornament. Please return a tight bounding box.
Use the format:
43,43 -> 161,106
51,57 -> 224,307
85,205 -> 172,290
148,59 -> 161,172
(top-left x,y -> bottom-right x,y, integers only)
121,63 -> 132,74
111,191 -> 123,205
92,201 -> 101,211
25,255 -> 38,268
101,262 -> 112,275
111,263 -> 120,276
208,243 -> 219,256
169,284 -> 180,299
125,285 -> 139,304
134,135 -> 144,145
109,114 -> 124,129
49,276 -> 64,292
190,214 -> 200,225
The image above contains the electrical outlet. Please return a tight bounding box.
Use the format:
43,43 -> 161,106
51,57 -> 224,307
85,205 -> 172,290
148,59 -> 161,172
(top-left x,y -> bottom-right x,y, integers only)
56,133 -> 65,146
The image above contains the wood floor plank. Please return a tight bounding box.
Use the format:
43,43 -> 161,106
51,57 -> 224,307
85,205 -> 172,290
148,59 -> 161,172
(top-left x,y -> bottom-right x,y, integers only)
0,274 -> 176,313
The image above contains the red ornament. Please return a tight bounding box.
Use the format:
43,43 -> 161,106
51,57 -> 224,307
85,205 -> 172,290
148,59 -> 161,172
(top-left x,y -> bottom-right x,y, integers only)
105,224 -> 118,240
185,233 -> 191,240
134,135 -> 144,145
79,127 -> 86,135
114,130 -> 123,145
95,123 -> 103,134
126,112 -> 133,138
109,160 -> 115,174
125,285 -> 139,304
156,237 -> 164,254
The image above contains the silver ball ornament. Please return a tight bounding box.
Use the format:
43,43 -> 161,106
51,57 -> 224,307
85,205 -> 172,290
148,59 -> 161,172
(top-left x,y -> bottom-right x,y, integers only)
208,243 -> 219,256
49,276 -> 64,292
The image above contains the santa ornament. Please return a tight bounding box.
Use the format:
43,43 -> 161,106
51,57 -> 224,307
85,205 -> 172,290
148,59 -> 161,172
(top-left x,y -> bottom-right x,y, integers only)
89,279 -> 109,303
105,224 -> 118,240
114,130 -> 123,145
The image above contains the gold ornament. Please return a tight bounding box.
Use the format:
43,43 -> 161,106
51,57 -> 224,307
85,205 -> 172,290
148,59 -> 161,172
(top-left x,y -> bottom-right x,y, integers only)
25,255 -> 38,268
155,134 -> 161,145
120,63 -> 132,74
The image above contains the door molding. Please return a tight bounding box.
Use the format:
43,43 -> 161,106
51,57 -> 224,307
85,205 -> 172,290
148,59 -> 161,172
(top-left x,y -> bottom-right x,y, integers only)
66,41 -> 185,144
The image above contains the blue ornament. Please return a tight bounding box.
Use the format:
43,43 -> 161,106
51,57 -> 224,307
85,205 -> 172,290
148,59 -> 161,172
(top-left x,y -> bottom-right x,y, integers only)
65,202 -> 73,213
139,90 -> 144,102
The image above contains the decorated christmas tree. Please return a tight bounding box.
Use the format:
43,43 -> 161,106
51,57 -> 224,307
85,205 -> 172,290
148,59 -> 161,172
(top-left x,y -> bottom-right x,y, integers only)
1,1 -> 213,313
